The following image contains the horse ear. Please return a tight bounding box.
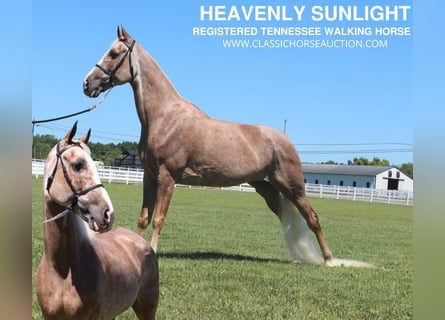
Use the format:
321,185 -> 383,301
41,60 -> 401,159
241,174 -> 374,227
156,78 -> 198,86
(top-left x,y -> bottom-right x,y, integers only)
117,25 -> 123,39
80,128 -> 91,144
64,121 -> 78,143
118,25 -> 132,41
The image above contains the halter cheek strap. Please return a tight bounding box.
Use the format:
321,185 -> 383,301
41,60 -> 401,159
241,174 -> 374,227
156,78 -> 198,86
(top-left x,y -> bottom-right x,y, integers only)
44,142 -> 104,224
95,39 -> 136,87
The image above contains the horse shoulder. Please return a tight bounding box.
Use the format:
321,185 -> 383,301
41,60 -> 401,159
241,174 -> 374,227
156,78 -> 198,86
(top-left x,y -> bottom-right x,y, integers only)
36,257 -> 61,316
36,256 -> 86,319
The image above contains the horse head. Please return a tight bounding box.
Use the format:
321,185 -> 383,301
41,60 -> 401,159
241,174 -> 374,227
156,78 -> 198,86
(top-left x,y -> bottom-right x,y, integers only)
44,122 -> 114,232
83,25 -> 136,98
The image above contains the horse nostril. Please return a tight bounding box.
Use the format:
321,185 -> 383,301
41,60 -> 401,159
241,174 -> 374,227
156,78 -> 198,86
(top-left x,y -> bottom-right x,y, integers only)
103,209 -> 113,224
83,79 -> 89,90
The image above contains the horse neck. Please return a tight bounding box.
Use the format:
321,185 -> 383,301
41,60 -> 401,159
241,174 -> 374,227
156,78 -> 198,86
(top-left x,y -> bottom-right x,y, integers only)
42,200 -> 93,275
130,46 -> 181,127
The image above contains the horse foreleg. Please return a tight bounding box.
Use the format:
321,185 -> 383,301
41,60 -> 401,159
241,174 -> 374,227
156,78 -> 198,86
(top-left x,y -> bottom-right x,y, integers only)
137,174 -> 157,236
150,168 -> 175,252
132,247 -> 159,320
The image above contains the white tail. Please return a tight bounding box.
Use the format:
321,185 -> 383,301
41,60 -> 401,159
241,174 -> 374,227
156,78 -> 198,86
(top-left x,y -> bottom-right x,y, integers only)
280,196 -> 324,264
279,196 -> 375,268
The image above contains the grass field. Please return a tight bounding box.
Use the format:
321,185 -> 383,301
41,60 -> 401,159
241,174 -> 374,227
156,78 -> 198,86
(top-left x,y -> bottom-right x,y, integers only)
32,178 -> 412,319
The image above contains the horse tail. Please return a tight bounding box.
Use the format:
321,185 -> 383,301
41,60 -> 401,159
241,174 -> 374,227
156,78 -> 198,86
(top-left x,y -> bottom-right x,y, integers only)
279,196 -> 375,268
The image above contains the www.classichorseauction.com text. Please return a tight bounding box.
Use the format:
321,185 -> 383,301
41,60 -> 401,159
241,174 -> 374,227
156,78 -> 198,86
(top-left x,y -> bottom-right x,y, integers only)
192,4 -> 412,49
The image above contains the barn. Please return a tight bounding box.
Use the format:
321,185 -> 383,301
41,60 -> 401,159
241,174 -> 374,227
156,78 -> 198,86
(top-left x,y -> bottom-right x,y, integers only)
114,149 -> 141,168
301,164 -> 413,192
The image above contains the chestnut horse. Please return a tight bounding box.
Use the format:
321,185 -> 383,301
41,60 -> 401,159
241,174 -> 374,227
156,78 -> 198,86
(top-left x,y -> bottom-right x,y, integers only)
83,26 -> 335,265
36,122 -> 159,319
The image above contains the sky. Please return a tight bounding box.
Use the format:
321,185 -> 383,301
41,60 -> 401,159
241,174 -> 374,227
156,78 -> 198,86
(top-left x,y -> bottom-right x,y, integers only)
32,0 -> 413,165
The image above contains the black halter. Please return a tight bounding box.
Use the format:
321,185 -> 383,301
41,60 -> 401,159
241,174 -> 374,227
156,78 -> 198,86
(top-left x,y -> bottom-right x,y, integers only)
95,39 -> 136,87
44,142 -> 104,224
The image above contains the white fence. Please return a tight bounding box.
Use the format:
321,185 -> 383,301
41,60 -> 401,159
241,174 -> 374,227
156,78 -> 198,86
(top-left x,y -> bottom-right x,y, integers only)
305,183 -> 412,206
32,159 -> 413,206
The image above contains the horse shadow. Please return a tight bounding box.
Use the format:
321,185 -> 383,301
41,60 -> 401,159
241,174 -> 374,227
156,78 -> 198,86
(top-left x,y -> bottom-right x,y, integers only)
158,251 -> 288,264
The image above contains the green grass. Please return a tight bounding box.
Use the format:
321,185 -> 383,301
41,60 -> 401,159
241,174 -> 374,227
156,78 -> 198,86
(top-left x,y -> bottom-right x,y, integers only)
32,178 -> 412,319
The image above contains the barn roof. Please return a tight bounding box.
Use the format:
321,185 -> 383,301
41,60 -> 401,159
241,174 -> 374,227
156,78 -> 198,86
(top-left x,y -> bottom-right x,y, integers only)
301,164 -> 393,176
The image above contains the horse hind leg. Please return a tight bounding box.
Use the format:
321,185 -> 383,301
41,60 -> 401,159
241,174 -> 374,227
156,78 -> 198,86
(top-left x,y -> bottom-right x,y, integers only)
288,193 -> 374,268
292,195 -> 333,263
260,172 -> 333,264
251,181 -> 322,264
279,196 -> 329,264
250,181 -> 282,218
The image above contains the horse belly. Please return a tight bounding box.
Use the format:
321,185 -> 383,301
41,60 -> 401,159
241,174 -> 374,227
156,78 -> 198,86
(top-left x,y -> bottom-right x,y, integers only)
179,162 -> 265,187
179,134 -> 273,186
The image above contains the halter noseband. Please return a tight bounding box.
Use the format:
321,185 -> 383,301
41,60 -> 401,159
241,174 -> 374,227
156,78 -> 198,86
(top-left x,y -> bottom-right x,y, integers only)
44,142 -> 104,224
95,39 -> 136,87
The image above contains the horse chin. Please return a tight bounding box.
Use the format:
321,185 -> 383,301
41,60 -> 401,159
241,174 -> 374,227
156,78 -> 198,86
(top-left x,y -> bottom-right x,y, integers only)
77,210 -> 110,233
84,82 -> 104,98
97,222 -> 112,233
87,217 -> 111,233
88,87 -> 101,98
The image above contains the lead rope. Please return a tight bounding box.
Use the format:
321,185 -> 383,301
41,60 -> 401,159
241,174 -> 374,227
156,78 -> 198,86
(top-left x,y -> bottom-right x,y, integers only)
43,209 -> 72,224
32,88 -> 112,125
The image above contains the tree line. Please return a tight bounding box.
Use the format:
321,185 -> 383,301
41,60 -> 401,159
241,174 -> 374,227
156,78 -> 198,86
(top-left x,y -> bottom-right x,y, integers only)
32,134 -> 139,168
32,134 -> 413,179
322,157 -> 412,179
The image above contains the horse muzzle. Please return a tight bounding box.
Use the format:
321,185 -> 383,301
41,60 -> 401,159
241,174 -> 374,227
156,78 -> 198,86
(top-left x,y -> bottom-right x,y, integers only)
83,74 -> 112,98
79,206 -> 114,232
83,78 -> 101,98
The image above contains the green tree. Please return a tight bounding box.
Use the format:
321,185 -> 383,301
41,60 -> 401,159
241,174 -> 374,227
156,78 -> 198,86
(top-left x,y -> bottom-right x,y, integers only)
32,134 -> 139,166
32,134 -> 58,159
348,157 -> 369,165
348,157 -> 390,166
321,160 -> 339,164
370,157 -> 390,166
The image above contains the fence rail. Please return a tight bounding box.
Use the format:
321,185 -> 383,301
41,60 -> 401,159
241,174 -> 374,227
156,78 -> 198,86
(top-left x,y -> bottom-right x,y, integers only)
32,159 -> 413,206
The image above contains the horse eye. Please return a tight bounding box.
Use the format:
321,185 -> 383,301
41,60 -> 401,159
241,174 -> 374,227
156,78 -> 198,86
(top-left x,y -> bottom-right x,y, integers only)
72,161 -> 84,172
109,50 -> 119,59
